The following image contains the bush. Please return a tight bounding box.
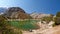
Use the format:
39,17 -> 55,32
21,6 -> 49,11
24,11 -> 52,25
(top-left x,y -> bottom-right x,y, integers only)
54,12 -> 60,26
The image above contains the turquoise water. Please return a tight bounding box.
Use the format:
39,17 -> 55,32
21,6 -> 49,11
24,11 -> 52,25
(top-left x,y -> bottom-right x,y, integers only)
8,20 -> 38,30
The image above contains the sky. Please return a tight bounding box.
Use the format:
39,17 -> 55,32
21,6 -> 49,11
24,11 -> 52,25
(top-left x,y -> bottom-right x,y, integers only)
0,0 -> 60,15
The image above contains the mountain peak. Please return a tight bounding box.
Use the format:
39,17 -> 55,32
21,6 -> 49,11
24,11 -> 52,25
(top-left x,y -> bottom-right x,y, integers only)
3,7 -> 32,19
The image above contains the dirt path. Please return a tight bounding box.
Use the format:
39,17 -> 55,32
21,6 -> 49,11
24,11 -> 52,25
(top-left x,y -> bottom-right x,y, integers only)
23,25 -> 60,34
38,25 -> 60,34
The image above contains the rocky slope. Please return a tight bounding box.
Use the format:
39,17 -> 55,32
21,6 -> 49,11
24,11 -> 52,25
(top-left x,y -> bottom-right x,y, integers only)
3,7 -> 32,19
30,13 -> 51,19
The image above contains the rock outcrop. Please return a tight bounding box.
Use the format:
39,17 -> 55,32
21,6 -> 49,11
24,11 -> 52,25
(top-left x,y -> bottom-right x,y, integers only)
30,13 -> 50,19
4,7 -> 32,19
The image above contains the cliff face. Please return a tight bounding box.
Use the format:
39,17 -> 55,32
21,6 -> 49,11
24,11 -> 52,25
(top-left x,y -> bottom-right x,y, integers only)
30,13 -> 50,19
4,7 -> 32,19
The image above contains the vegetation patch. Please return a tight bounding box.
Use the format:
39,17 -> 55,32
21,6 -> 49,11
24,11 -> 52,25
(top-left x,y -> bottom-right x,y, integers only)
8,20 -> 39,31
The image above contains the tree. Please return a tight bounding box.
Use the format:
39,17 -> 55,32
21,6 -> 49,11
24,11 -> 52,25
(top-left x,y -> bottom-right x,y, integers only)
56,12 -> 60,17
42,16 -> 53,24
54,12 -> 60,25
50,14 -> 54,18
0,15 -> 7,30
0,15 -> 8,34
0,15 -> 22,34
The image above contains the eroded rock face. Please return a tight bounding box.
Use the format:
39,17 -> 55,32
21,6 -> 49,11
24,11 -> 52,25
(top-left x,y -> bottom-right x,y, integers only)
4,7 -> 32,19
30,13 -> 50,19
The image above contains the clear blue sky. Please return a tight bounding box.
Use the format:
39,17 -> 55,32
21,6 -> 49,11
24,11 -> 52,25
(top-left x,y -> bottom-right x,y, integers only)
0,0 -> 60,15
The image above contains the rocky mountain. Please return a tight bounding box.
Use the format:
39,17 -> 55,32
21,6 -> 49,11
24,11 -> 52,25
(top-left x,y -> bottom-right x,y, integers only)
30,13 -> 51,19
3,7 -> 32,19
0,7 -> 51,19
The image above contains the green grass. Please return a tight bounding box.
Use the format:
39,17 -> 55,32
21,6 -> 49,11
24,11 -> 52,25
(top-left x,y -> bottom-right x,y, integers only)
7,20 -> 39,30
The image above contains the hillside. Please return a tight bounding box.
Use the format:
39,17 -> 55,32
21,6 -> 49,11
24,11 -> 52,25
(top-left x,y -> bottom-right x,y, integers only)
30,13 -> 51,19
3,7 -> 32,19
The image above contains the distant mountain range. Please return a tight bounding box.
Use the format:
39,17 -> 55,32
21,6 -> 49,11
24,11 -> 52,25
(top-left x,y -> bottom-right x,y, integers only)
2,7 -> 32,19
0,7 -> 7,15
0,7 -> 52,19
0,8 -> 7,13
